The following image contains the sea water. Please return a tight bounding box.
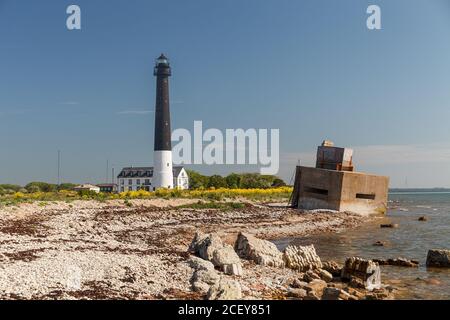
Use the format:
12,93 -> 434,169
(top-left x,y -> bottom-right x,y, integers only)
276,192 -> 450,300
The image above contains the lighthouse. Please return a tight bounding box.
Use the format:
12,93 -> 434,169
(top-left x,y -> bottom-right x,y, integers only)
152,54 -> 174,190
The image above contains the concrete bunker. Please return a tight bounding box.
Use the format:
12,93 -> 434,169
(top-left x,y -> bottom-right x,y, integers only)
290,141 -> 389,215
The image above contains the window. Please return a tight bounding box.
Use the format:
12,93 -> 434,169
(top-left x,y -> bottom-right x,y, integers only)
145,179 -> 150,185
304,187 -> 329,196
356,193 -> 376,200
120,187 -> 124,192
128,179 -> 132,185
137,179 -> 141,185
120,179 -> 124,185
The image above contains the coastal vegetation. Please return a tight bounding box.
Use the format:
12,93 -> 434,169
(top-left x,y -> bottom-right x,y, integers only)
0,187 -> 293,207
186,171 -> 287,190
0,172 -> 291,206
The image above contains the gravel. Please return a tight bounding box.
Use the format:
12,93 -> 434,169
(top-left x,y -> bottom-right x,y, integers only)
0,199 -> 364,300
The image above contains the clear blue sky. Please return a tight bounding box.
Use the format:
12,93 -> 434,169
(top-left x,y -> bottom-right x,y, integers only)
1,0 -> 450,187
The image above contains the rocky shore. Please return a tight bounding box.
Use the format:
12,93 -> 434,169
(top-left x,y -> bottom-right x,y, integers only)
186,232 -> 394,300
0,199 -> 370,300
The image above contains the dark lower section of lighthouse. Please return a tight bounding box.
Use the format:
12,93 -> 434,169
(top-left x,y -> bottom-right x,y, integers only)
154,54 -> 172,151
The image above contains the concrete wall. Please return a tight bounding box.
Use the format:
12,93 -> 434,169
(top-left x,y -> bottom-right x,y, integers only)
297,166 -> 344,211
340,172 -> 389,215
296,166 -> 389,215
316,146 -> 353,170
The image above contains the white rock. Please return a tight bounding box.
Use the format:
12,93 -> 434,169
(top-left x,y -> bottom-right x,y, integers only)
283,245 -> 322,272
207,278 -> 242,300
192,269 -> 220,285
192,281 -> 210,293
212,245 -> 243,276
187,256 -> 215,272
189,232 -> 223,261
341,257 -> 381,290
223,263 -> 243,276
235,233 -> 285,268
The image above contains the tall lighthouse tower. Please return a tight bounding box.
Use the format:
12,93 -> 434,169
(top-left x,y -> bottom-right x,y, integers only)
152,54 -> 174,190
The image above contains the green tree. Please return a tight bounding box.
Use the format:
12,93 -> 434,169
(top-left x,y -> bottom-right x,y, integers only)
0,184 -> 22,192
25,182 -> 57,193
186,170 -> 208,189
207,175 -> 227,189
58,183 -> 77,191
239,174 -> 274,189
239,174 -> 263,189
26,185 -> 40,193
225,173 -> 241,189
271,178 -> 287,187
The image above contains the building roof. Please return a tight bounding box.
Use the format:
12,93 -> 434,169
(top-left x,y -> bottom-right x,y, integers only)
97,184 -> 117,188
74,184 -> 100,189
117,166 -> 186,178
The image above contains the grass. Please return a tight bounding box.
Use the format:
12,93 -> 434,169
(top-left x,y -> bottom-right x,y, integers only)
124,199 -> 133,207
0,187 -> 293,207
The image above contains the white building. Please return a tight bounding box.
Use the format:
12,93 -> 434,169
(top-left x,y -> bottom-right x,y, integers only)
74,184 -> 101,193
117,166 -> 189,192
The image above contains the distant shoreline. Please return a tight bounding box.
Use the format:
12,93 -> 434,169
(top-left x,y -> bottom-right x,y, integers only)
389,188 -> 450,194
390,191 -> 450,195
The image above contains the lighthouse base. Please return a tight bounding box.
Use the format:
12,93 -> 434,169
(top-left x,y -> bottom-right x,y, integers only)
153,151 -> 174,190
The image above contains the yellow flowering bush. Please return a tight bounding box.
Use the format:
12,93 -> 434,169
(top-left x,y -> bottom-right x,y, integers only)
2,187 -> 293,206
13,192 -> 26,200
185,187 -> 293,200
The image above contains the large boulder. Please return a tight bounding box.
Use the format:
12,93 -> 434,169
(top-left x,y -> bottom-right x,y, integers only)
341,257 -> 381,290
187,256 -> 215,272
192,269 -> 220,285
234,233 -> 285,268
189,233 -> 243,276
189,232 -> 224,261
207,278 -> 242,300
191,281 -> 210,293
212,245 -> 243,276
426,249 -> 450,268
191,270 -> 220,293
283,245 -> 323,272
188,256 -> 220,293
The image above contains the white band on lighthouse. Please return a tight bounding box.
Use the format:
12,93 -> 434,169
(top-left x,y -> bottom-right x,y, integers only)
153,150 -> 174,190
